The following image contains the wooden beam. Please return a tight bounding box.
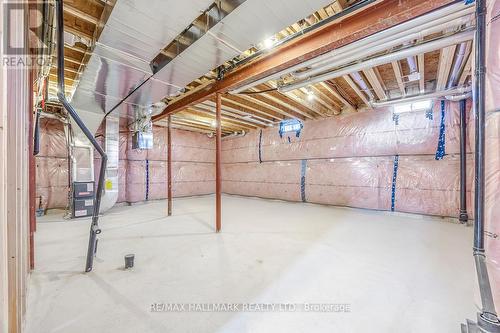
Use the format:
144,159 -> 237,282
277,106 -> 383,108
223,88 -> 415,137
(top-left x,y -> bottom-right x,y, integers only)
190,106 -> 260,129
64,25 -> 94,41
167,116 -> 172,216
362,68 -> 387,100
458,51 -> 472,86
266,81 -> 326,117
202,100 -> 273,125
342,74 -> 371,107
222,95 -> 284,121
153,0 -> 454,121
417,53 -> 425,93
257,88 -> 315,119
320,81 -> 356,111
331,0 -> 348,13
183,109 -> 255,131
243,94 -> 306,120
391,61 -> 406,96
64,3 -> 100,25
215,93 -> 222,233
309,85 -> 342,112
436,44 -> 457,91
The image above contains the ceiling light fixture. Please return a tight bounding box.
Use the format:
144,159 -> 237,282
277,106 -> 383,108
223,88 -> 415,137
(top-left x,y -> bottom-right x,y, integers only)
306,88 -> 315,101
263,37 -> 275,49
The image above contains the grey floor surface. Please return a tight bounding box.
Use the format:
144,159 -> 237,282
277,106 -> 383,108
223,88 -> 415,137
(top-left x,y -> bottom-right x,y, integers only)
25,195 -> 477,333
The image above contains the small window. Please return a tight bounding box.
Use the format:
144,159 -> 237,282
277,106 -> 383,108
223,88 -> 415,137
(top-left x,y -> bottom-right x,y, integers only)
393,99 -> 432,114
279,119 -> 303,138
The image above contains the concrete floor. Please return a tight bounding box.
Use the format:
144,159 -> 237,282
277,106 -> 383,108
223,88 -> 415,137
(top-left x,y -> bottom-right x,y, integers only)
26,195 -> 477,333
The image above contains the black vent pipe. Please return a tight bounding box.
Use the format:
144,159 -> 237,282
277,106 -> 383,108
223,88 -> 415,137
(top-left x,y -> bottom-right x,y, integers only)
471,0 -> 500,330
55,0 -> 107,273
459,99 -> 468,223
33,108 -> 41,156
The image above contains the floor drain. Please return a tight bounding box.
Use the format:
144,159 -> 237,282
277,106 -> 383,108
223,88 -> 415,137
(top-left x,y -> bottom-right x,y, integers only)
124,254 -> 135,269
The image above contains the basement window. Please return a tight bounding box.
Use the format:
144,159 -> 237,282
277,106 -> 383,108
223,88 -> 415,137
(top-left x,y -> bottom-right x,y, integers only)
393,99 -> 432,114
279,119 -> 303,138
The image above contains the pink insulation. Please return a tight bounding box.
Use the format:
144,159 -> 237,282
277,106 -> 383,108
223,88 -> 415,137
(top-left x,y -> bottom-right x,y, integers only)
485,0 -> 500,309
125,126 -> 215,203
222,100 -> 475,218
35,119 -> 69,210
39,118 -> 215,209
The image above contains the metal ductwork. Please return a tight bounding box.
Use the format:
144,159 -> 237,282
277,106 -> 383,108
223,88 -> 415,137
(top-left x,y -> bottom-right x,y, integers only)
67,0 -> 335,214
68,0 -> 215,214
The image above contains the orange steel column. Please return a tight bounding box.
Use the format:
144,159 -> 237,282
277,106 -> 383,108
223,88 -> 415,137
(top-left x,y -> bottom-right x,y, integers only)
215,93 -> 222,232
167,115 -> 172,216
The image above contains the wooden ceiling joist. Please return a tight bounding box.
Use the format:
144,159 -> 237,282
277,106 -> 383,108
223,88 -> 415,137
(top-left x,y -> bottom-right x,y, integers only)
320,81 -> 356,111
254,86 -> 316,119
63,3 -> 100,25
436,44 -> 457,91
342,74 -> 371,107
417,53 -> 425,93
391,61 -> 406,96
362,68 -> 387,101
221,95 -> 284,122
245,94 -> 307,120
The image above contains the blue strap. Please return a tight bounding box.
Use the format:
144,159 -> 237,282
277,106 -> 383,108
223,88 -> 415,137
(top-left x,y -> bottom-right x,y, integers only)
258,129 -> 263,163
300,159 -> 307,202
391,155 -> 399,212
435,100 -> 446,160
464,0 -> 474,4
392,113 -> 399,125
425,109 -> 433,120
145,159 -> 149,201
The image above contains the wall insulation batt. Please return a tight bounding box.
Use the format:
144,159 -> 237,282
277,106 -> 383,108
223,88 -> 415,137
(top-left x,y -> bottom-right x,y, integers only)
222,101 -> 475,218
484,0 -> 500,310
37,101 -> 475,218
36,120 -> 215,209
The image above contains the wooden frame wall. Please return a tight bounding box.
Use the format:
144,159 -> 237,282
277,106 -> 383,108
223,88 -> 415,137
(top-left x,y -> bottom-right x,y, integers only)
0,1 -> 33,332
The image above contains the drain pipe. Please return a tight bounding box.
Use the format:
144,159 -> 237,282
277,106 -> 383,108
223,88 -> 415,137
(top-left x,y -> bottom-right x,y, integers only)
55,0 -> 107,273
458,99 -> 469,223
471,0 -> 500,330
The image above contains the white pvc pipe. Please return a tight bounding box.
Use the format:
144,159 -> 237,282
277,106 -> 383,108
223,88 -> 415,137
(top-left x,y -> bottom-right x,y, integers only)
230,2 -> 472,94
279,30 -> 474,93
293,13 -> 473,80
447,42 -> 468,88
296,6 -> 473,72
370,86 -> 471,107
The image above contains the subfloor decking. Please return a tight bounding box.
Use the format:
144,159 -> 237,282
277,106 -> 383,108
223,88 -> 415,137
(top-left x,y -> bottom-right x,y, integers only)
26,195 -> 476,333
